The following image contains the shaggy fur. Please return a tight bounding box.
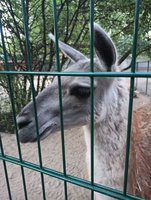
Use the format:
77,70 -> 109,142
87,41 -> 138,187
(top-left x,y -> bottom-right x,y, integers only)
17,24 -> 147,200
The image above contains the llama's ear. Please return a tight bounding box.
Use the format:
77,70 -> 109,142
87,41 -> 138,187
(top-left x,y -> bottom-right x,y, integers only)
93,23 -> 117,71
48,33 -> 87,62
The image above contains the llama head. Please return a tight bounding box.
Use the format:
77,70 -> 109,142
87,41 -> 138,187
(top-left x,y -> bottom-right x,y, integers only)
17,23 -> 118,143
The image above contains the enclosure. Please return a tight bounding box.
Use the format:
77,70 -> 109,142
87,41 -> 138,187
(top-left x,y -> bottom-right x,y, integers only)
0,0 -> 151,200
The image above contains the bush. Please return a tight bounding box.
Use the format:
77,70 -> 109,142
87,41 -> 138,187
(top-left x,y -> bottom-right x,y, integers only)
0,111 -> 14,133
0,86 -> 14,133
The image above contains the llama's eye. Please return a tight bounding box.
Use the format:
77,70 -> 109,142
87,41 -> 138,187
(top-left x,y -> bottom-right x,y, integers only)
69,86 -> 90,98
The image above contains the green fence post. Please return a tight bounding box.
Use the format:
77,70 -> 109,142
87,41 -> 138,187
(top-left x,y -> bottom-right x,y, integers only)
145,61 -> 150,95
20,0 -> 46,199
0,135 -> 12,200
0,12 -> 28,200
89,0 -> 95,199
123,0 -> 141,197
52,0 -> 68,199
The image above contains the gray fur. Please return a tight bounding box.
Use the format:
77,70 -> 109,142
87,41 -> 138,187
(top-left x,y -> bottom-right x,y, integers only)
48,33 -> 87,62
17,23 -> 129,200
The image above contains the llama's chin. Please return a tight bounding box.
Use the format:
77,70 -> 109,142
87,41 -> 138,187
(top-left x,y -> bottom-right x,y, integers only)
18,124 -> 35,143
39,124 -> 58,141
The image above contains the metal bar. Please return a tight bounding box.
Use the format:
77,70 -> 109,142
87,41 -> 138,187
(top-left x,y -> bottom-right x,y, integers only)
52,0 -> 68,199
0,71 -> 151,77
0,136 -> 12,200
20,0 -> 46,199
123,0 -> 141,195
89,0 -> 94,199
145,61 -> 150,94
0,14 -> 28,200
135,62 -> 139,88
0,154 -> 144,200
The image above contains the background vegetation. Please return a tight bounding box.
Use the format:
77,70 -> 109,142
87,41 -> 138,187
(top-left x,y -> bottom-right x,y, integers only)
0,0 -> 151,132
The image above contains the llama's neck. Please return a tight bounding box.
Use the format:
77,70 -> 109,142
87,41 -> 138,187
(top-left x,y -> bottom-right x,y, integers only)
83,78 -> 128,189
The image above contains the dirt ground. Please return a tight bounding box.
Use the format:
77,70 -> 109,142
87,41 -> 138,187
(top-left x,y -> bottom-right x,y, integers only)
0,126 -> 90,200
0,93 -> 151,200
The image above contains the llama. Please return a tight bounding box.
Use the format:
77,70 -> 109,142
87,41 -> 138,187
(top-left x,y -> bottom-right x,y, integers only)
17,23 -> 148,199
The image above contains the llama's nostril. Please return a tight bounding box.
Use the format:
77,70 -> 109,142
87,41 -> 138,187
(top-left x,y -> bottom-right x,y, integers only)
18,121 -> 31,130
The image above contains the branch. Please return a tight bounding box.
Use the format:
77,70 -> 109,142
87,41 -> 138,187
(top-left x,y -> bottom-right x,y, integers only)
118,49 -> 131,65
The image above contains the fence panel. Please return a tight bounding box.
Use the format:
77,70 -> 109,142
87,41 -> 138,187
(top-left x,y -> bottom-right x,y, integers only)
0,0 -> 151,200
135,61 -> 151,95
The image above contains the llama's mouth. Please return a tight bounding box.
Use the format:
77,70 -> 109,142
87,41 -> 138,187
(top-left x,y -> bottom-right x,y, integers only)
30,126 -> 53,142
18,120 -> 58,143
38,122 -> 58,141
18,120 -> 32,130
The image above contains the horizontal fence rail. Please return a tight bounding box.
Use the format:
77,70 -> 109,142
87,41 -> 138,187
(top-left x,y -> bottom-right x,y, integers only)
0,152 -> 144,200
0,70 -> 151,77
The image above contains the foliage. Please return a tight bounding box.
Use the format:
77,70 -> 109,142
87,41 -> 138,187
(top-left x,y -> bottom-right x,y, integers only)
0,85 -> 14,132
0,111 -> 14,133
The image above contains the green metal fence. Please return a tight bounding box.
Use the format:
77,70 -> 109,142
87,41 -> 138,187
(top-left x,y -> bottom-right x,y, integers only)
0,0 -> 151,200
135,60 -> 151,95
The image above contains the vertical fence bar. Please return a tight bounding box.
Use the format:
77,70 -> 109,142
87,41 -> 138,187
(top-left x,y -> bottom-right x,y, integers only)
20,1 -> 46,199
123,0 -> 141,196
0,14 -> 28,200
145,61 -> 150,95
0,136 -> 12,200
52,0 -> 68,199
135,62 -> 138,88
89,0 -> 94,199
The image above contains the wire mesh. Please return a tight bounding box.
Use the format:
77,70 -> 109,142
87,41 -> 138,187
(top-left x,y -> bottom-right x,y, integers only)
0,0 -> 150,200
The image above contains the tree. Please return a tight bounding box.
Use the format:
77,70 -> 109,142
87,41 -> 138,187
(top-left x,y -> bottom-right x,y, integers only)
0,0 -> 91,112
